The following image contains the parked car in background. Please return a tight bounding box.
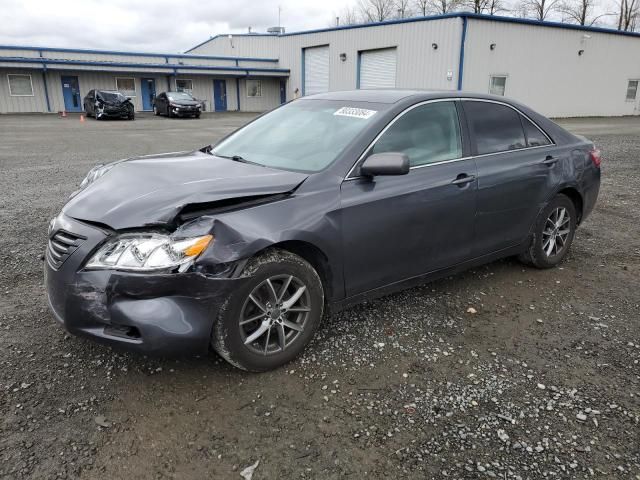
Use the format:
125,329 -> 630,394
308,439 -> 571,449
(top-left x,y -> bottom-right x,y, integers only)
153,91 -> 203,118
45,90 -> 600,372
83,90 -> 135,120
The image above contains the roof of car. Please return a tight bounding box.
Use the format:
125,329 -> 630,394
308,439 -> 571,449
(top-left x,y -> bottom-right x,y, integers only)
306,89 -> 510,104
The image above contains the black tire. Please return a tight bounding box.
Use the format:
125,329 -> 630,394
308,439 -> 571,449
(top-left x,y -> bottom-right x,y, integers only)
194,113 -> 201,119
166,105 -> 173,118
212,249 -> 324,372
128,109 -> 135,120
519,194 -> 576,269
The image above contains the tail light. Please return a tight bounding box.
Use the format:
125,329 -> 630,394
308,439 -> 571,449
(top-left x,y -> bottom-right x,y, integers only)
589,147 -> 601,168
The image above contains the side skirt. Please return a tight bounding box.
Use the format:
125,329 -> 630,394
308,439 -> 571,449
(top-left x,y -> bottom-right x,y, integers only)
329,242 -> 526,314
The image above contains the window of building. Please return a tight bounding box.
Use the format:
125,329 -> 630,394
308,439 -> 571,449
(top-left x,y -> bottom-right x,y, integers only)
464,101 -> 526,155
371,101 -> 462,167
115,77 -> 135,96
626,80 -> 638,101
489,75 -> 507,96
176,79 -> 193,94
7,74 -> 34,96
247,80 -> 262,97
520,115 -> 551,147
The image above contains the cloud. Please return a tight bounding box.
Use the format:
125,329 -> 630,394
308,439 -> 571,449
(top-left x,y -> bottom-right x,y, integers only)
0,0 -> 348,53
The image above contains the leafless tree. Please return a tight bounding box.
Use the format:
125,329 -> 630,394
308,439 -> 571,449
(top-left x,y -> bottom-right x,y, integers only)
558,0 -> 609,25
394,0 -> 414,17
415,0 -> 463,14
617,0 -> 639,30
335,5 -> 361,26
485,0 -> 508,14
519,0 -> 561,20
359,0 -> 396,21
462,0 -> 490,14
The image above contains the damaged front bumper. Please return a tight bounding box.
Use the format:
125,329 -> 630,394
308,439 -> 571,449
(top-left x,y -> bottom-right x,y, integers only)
44,214 -> 248,355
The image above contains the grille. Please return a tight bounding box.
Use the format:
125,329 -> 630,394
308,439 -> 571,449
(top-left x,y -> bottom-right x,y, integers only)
47,230 -> 85,270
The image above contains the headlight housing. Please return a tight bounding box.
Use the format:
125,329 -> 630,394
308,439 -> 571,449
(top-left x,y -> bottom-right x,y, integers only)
85,233 -> 213,272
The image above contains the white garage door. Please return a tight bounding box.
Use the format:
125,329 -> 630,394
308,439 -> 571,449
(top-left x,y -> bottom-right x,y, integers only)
304,46 -> 329,96
359,48 -> 397,89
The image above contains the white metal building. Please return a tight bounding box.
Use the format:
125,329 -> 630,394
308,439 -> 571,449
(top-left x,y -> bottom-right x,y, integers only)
187,13 -> 640,118
0,46 -> 289,114
2,13 -> 640,117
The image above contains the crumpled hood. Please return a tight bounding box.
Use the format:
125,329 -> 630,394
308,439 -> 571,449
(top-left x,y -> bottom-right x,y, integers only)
63,150 -> 308,230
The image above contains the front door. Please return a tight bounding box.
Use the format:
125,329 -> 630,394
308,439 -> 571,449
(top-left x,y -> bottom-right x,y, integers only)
340,101 -> 477,297
213,80 -> 227,111
61,76 -> 82,112
280,80 -> 287,104
140,78 -> 156,111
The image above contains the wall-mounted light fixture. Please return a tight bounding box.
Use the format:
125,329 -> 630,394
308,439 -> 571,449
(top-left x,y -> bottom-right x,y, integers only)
490,43 -> 496,50
339,53 -> 347,62
432,43 -> 438,50
578,49 -> 585,56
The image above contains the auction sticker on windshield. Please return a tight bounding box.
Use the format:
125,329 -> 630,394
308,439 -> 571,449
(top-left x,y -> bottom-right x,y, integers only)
334,107 -> 377,119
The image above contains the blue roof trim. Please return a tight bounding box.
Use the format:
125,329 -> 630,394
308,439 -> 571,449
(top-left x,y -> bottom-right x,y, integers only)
0,44 -> 279,63
187,12 -> 640,52
0,56 -> 289,74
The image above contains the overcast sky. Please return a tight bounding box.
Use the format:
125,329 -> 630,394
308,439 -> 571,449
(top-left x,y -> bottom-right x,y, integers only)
1,0 -> 620,54
1,0 -> 352,53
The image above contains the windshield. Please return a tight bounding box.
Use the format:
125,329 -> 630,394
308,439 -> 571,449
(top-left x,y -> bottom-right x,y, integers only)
98,91 -> 126,102
168,92 -> 194,101
212,100 -> 381,172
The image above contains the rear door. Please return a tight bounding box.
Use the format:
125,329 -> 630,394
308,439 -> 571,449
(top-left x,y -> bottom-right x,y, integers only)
340,100 -> 477,297
462,100 -> 558,256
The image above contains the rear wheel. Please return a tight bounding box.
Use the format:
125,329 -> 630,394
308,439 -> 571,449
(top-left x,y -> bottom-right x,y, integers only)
519,194 -> 576,269
212,249 -> 324,372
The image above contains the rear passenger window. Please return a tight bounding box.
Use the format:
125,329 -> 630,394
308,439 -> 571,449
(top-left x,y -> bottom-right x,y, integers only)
372,101 -> 462,167
521,115 -> 551,147
464,101 -> 526,155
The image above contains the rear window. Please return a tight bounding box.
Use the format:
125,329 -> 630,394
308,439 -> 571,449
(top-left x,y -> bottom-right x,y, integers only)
464,101 -> 526,155
521,115 -> 551,147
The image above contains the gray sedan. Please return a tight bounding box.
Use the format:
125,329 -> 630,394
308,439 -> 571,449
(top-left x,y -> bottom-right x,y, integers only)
45,90 -> 601,371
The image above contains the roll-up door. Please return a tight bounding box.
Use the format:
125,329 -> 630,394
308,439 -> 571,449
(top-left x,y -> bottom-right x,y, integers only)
359,48 -> 397,89
304,46 -> 329,96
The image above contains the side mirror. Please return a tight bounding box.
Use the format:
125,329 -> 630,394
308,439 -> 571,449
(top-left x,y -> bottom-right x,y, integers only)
360,152 -> 410,177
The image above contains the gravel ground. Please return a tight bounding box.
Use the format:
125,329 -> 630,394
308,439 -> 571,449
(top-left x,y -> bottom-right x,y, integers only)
0,113 -> 638,480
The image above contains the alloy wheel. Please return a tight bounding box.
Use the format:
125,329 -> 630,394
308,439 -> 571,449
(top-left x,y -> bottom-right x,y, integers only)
542,207 -> 571,258
239,275 -> 311,355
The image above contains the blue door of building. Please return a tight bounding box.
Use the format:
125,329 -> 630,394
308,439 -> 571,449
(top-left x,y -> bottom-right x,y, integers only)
213,80 -> 227,111
140,78 -> 156,111
280,80 -> 286,104
61,76 -> 82,112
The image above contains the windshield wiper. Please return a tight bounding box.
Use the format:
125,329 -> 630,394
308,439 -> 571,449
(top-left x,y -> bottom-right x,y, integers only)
213,152 -> 265,167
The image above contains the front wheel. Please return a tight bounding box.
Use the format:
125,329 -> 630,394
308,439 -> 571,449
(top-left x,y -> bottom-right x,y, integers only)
519,194 -> 576,269
212,249 -> 324,372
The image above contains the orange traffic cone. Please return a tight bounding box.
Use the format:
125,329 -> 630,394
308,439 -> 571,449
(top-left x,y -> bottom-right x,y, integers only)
80,114 -> 85,122
61,110 -> 67,118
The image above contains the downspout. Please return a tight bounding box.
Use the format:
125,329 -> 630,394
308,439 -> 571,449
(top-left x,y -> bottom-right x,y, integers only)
236,77 -> 241,111
39,50 -> 51,113
457,16 -> 468,91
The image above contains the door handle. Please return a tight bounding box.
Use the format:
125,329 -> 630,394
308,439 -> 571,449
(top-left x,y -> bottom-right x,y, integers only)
451,174 -> 476,186
542,155 -> 558,166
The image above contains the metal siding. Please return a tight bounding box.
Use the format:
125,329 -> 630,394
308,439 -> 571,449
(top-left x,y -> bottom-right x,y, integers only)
304,46 -> 330,95
189,18 -> 462,103
239,78 -> 280,111
463,18 -> 640,117
359,48 -> 397,89
0,69 -> 48,113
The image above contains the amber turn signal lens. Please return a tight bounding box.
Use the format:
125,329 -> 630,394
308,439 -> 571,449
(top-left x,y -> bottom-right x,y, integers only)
182,234 -> 213,257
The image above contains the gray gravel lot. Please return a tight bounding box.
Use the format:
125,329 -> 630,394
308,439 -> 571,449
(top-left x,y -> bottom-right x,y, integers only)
0,112 -> 638,479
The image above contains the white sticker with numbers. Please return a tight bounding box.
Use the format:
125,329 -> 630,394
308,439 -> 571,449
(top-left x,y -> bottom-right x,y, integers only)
333,107 -> 377,119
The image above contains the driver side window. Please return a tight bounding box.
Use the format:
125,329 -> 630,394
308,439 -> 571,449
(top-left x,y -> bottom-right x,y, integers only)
371,101 -> 462,167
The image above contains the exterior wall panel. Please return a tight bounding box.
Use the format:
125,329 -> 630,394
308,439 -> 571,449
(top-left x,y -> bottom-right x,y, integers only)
0,69 -> 48,113
462,19 -> 640,117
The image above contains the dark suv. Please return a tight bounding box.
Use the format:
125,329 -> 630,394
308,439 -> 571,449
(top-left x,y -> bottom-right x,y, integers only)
83,90 -> 134,120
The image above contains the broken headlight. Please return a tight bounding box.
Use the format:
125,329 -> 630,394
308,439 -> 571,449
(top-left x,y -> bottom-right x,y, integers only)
85,234 -> 213,272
